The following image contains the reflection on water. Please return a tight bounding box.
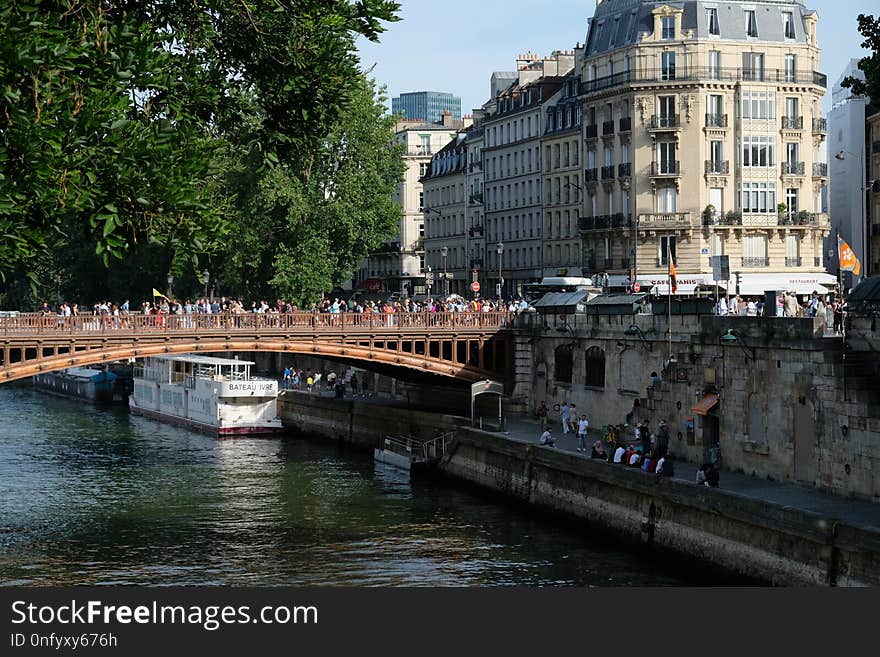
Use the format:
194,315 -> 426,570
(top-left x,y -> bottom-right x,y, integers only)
0,384 -> 735,586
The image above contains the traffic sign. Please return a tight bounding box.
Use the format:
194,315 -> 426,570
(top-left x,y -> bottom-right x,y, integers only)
633,282 -> 641,293
471,281 -> 481,292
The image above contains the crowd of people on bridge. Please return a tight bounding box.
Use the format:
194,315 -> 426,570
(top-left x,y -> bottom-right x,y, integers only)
714,291 -> 847,334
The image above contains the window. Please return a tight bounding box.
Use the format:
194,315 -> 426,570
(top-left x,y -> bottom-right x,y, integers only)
658,186 -> 677,213
659,235 -> 677,264
659,95 -> 676,123
708,94 -> 723,124
784,55 -> 796,82
585,347 -> 606,388
418,191 -> 424,211
711,233 -> 724,256
785,187 -> 799,214
741,136 -> 776,167
658,141 -> 677,173
741,91 -> 776,119
785,142 -> 800,165
709,141 -> 724,170
743,235 -> 767,261
741,182 -> 776,213
786,234 -> 800,259
783,12 -> 795,39
661,51 -> 676,80
661,16 -> 675,40
555,344 -> 574,384
746,10 -> 758,37
742,52 -> 765,81
708,50 -> 721,79
785,97 -> 799,119
708,8 -> 720,36
611,18 -> 621,47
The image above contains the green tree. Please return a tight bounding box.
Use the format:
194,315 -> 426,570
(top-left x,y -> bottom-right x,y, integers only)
0,0 -> 400,291
217,75 -> 404,306
842,14 -> 880,102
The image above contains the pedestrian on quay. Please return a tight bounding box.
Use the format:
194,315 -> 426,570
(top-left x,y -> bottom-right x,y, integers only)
539,427 -> 555,447
560,401 -> 571,434
283,366 -> 292,390
637,419 -> 651,455
537,400 -> 549,431
349,373 -> 359,397
306,375 -> 314,393
576,414 -> 589,453
567,404 -> 578,433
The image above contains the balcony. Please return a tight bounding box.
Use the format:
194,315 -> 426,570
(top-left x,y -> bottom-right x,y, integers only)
648,114 -> 680,130
705,113 -> 728,128
578,213 -> 632,232
619,117 -> 632,133
618,162 -> 632,178
585,168 -> 599,184
637,212 -> 692,230
469,192 -> 483,204
781,116 -> 803,130
742,257 -> 770,268
705,160 -> 730,175
782,161 -> 805,176
585,124 -> 598,140
468,225 -> 484,237
777,212 -> 830,227
650,160 -> 681,177
785,257 -> 802,267
812,162 -> 828,178
602,120 -> 615,136
812,118 -> 827,134
601,165 -> 615,180
406,146 -> 432,156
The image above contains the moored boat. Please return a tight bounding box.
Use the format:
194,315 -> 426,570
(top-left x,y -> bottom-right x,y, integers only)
129,354 -> 283,436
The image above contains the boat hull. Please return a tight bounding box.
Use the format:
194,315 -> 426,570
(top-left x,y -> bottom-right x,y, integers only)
129,399 -> 283,437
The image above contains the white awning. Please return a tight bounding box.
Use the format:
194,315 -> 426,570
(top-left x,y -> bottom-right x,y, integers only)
605,273 -> 726,295
735,272 -> 837,296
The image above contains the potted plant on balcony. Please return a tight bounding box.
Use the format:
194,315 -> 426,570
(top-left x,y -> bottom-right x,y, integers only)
796,210 -> 810,225
777,203 -> 789,224
724,210 -> 741,225
702,204 -> 717,225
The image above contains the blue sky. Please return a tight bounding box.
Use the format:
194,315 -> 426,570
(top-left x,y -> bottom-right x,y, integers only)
357,0 -> 870,116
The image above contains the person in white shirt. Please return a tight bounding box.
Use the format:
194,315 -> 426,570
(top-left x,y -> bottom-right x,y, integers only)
576,415 -> 589,452
539,428 -> 555,447
747,300 -> 757,316
613,445 -> 626,463
716,295 -> 728,316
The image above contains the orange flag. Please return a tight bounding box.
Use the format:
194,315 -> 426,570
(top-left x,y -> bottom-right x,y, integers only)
838,237 -> 862,277
669,256 -> 678,294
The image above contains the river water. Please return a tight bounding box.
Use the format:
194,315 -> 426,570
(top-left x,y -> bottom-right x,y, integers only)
0,384 -> 736,586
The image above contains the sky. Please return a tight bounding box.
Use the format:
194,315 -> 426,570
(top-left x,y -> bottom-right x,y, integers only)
357,0 -> 871,116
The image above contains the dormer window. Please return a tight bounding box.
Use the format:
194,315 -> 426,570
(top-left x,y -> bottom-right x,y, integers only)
661,16 -> 675,40
707,8 -> 720,36
783,12 -> 795,39
746,10 -> 758,38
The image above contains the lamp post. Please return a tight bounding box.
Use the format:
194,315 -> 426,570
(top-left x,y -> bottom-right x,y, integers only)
496,241 -> 504,301
166,273 -> 174,298
202,269 -> 210,302
440,246 -> 449,297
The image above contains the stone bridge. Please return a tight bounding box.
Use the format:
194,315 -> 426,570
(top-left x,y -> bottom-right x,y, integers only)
0,312 -> 514,385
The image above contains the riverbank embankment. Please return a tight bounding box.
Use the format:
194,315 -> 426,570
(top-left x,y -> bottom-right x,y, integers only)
277,392 -> 880,586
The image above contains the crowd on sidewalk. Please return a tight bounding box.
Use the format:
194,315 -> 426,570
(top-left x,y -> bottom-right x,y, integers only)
714,291 -> 847,335
535,400 -> 721,487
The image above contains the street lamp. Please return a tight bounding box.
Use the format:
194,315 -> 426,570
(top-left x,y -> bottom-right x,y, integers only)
496,242 -> 504,301
166,272 -> 174,297
202,269 -> 210,301
440,246 -> 449,297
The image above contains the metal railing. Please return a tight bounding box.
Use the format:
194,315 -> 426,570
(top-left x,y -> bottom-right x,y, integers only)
618,162 -> 632,177
619,117 -> 632,133
380,432 -> 454,464
812,118 -> 827,133
781,116 -> 803,130
602,120 -> 615,136
601,165 -> 615,180
705,160 -> 729,175
782,161 -> 805,176
578,213 -> 632,232
651,161 -> 680,176
648,114 -> 680,129
0,311 -> 515,336
579,67 -> 827,95
785,257 -> 802,267
585,124 -> 598,139
585,168 -> 599,183
812,162 -> 828,177
637,212 -> 692,229
742,257 -> 770,268
705,113 -> 728,128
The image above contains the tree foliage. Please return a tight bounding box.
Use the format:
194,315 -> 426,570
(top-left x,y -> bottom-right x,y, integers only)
0,0 -> 401,296
842,14 -> 880,103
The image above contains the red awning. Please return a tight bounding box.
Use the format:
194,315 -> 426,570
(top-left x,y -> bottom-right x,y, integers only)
355,278 -> 384,291
691,393 -> 720,416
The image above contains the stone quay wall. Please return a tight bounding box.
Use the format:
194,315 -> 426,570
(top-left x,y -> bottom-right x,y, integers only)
511,312 -> 880,501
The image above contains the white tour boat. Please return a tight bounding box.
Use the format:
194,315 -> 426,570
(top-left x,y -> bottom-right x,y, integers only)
129,354 -> 283,436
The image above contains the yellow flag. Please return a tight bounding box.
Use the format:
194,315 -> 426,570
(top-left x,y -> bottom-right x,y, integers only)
152,288 -> 168,300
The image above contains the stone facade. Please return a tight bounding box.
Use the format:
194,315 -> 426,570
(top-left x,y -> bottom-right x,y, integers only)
512,309 -> 880,501
577,0 -> 833,295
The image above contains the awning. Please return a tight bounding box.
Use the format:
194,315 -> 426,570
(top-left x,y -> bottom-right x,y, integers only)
735,272 -> 837,296
605,273 -> 726,295
691,393 -> 720,416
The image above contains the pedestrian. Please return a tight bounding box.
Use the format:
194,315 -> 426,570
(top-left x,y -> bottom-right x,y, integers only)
656,420 -> 670,458
537,400 -> 549,431
306,375 -> 314,393
350,372 -> 359,396
283,366 -> 291,390
561,401 -> 571,434
638,419 -> 651,455
539,427 -> 555,447
567,404 -> 578,433
576,414 -> 589,452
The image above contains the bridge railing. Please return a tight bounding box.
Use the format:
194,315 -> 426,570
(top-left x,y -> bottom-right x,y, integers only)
0,311 -> 514,335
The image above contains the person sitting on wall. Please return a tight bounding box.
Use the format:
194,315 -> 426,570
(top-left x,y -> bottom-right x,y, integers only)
613,443 -> 626,464
656,455 -> 674,477
539,427 -> 555,448
641,451 -> 655,473
627,446 -> 642,468
591,440 -> 606,460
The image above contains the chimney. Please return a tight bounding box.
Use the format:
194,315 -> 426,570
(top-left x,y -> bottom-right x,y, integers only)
441,109 -> 454,127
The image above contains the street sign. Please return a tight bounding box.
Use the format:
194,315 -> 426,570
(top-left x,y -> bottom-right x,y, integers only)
471,282 -> 481,292
711,255 -> 730,282
633,282 -> 641,293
